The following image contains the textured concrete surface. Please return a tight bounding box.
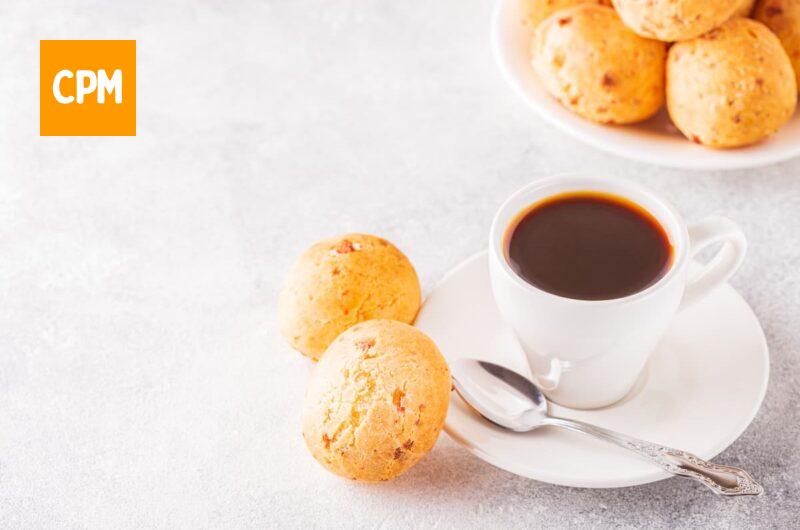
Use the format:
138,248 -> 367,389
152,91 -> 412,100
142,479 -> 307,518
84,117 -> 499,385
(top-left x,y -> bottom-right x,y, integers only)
1,1 -> 799,528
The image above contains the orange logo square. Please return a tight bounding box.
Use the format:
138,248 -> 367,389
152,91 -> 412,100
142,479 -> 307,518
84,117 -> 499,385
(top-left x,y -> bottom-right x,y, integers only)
40,40 -> 136,136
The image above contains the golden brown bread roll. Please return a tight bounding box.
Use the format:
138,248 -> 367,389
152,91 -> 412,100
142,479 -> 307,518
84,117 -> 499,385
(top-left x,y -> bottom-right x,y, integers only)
278,234 -> 421,361
302,320 -> 451,482
736,0 -> 757,16
532,5 -> 667,124
754,0 -> 800,91
521,0 -> 612,28
667,18 -> 797,147
612,0 -> 741,41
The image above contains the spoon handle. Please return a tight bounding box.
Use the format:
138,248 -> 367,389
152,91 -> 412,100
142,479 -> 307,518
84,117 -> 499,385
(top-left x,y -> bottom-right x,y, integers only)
543,416 -> 763,496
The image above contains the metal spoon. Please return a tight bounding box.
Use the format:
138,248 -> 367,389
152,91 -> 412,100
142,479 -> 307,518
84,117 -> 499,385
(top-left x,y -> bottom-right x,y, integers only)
451,359 -> 763,496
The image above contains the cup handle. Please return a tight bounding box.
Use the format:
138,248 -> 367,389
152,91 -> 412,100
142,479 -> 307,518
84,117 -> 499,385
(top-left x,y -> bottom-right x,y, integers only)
679,216 -> 747,311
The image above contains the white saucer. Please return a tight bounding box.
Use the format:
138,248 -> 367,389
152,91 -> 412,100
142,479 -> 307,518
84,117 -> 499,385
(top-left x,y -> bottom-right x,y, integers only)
491,0 -> 800,170
415,252 -> 769,488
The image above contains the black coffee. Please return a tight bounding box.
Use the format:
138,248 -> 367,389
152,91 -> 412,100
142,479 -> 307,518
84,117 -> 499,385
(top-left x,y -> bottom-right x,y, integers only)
505,192 -> 673,301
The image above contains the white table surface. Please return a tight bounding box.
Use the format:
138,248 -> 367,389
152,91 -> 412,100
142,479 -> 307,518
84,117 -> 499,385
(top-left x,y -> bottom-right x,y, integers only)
1,1 -> 799,528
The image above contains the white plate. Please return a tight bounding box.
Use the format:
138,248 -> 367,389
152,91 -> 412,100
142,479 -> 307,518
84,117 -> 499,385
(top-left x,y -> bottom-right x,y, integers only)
491,0 -> 800,170
415,252 -> 769,488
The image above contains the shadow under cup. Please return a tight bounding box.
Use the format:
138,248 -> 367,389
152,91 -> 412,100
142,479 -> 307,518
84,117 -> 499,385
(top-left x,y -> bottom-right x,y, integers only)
489,177 -> 690,409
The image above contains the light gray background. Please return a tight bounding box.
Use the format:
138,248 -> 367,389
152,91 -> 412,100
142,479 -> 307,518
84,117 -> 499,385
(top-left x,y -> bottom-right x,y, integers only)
1,1 -> 798,528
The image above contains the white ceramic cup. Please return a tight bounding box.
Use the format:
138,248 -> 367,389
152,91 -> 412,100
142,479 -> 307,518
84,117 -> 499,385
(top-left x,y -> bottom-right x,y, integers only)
489,176 -> 747,409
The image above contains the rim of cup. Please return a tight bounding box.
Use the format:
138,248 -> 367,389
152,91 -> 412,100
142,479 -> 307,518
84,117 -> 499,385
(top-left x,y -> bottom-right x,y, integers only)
489,174 -> 690,306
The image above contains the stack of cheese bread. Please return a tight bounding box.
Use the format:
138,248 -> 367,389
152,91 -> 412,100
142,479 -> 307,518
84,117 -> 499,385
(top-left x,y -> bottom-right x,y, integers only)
278,234 -> 450,482
525,0 -> 800,148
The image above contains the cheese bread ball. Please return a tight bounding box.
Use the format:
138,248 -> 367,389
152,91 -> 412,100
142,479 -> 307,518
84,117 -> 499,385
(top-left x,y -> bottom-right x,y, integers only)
667,18 -> 797,147
302,320 -> 451,482
754,0 -> 800,90
612,0 -> 741,41
278,234 -> 421,361
521,0 -> 611,28
532,5 -> 667,124
736,0 -> 757,16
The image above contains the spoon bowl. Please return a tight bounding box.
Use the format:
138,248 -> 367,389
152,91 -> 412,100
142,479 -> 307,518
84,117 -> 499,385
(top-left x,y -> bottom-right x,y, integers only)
451,359 -> 547,432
